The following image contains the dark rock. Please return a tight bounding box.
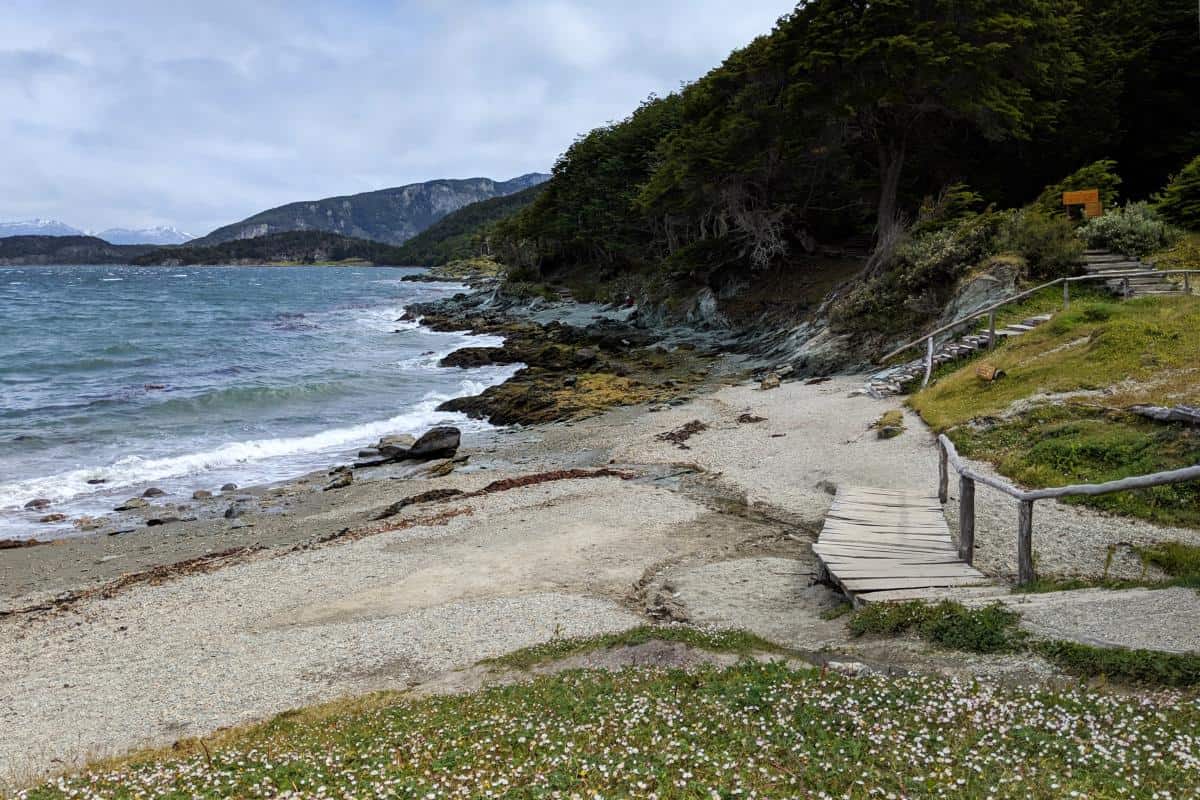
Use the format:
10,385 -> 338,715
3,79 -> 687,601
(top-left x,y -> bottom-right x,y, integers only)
573,347 -> 597,366
408,426 -> 461,460
142,487 -> 166,497
223,499 -> 255,519
440,347 -> 501,368
24,498 -> 51,511
146,516 -> 180,526
357,448 -> 380,459
86,478 -> 107,485
38,513 -> 68,523
220,483 -> 238,492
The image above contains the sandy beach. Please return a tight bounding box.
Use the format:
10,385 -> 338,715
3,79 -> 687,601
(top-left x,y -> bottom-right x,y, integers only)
4,374 -> 1200,785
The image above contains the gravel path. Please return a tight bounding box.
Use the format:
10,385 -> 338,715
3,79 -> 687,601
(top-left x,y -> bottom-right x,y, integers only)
1000,588 -> 1200,654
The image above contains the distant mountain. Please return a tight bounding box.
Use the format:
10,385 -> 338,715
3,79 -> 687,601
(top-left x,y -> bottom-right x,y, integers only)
132,231 -> 409,266
392,183 -> 547,266
0,235 -> 157,265
97,226 -> 192,245
191,173 -> 550,248
0,219 -> 84,237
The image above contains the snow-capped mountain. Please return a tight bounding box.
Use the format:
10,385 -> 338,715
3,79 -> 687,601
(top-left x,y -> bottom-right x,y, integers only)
96,226 -> 193,245
0,219 -> 84,237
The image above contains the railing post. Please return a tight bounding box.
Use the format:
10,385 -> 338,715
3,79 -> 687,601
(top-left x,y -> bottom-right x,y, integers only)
1186,273 -> 1191,294
1122,276 -> 1130,300
922,337 -> 934,387
1062,281 -> 1070,310
938,440 -> 948,504
1017,499 -> 1035,585
988,311 -> 996,350
958,476 -> 975,564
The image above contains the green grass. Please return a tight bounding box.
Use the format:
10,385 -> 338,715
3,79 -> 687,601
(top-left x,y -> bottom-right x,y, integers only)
20,659 -> 1200,799
909,293 -> 1200,528
850,599 -> 1200,688
949,404 -> 1200,527
1034,640 -> 1200,688
911,293 -> 1200,430
849,600 -> 1028,654
483,625 -> 794,670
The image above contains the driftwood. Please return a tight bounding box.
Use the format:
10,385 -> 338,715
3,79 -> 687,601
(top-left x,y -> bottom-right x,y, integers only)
1129,404 -> 1200,425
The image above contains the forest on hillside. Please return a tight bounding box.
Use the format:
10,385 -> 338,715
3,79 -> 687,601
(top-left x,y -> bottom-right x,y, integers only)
492,0 -> 1199,335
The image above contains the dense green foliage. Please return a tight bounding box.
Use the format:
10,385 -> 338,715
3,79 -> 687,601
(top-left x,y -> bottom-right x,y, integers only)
133,231 -> 410,266
495,0 -> 1200,312
1077,201 -> 1182,257
192,174 -> 548,247
1155,154 -> 1200,229
0,235 -> 155,265
391,184 -> 545,266
1031,159 -> 1123,216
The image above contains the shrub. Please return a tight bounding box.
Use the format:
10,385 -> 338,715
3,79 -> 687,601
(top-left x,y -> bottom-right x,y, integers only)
1033,159 -> 1122,216
911,183 -> 984,235
995,209 -> 1083,279
1155,154 -> 1200,230
1077,201 -> 1183,258
849,600 -> 1027,654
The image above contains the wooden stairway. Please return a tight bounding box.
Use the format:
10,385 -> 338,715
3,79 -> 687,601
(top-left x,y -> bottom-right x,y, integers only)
814,487 -> 994,604
1083,249 -> 1183,297
866,313 -> 1052,397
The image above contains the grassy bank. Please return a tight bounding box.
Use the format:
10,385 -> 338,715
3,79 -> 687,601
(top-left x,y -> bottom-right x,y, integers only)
21,657 -> 1200,799
910,293 -> 1200,527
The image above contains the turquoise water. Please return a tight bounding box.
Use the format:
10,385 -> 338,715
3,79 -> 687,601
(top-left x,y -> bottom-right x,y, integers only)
0,265 -> 515,538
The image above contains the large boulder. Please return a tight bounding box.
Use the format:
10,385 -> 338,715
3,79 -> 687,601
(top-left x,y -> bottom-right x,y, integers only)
407,426 -> 461,460
403,429 -> 458,460
354,427 -> 460,468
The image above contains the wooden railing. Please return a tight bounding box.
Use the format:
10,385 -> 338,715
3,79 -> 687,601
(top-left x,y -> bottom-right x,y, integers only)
880,269 -> 1200,384
937,435 -> 1200,585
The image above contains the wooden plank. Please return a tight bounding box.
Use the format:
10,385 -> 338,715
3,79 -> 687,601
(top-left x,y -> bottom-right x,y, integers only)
816,551 -> 961,563
839,575 -> 993,591
819,528 -> 951,541
832,561 -> 984,574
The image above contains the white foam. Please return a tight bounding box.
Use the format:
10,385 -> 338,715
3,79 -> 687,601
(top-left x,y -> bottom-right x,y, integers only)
0,368 -> 519,512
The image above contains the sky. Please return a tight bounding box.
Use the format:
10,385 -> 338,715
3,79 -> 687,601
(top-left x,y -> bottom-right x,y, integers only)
0,0 -> 797,236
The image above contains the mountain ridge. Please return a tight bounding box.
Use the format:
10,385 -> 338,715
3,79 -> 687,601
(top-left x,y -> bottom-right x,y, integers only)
191,173 -> 549,248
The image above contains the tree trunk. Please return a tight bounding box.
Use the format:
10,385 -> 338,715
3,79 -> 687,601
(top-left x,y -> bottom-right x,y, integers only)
867,140 -> 906,275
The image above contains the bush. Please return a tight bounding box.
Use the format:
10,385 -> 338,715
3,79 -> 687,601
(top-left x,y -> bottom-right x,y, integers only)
1077,201 -> 1183,258
1033,159 -> 1122,216
1155,154 -> 1200,230
849,600 -> 1027,654
995,209 -> 1083,279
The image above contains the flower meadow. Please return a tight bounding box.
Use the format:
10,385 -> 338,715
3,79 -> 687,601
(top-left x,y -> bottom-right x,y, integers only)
21,662 -> 1200,799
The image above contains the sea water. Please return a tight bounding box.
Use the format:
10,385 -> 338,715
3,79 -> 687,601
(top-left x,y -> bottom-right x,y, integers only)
0,264 -> 516,539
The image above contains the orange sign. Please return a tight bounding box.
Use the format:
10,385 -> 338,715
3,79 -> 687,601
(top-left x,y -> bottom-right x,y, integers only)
1062,189 -> 1103,218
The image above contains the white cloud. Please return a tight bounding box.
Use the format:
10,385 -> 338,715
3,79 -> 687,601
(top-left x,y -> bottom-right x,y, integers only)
0,0 -> 795,234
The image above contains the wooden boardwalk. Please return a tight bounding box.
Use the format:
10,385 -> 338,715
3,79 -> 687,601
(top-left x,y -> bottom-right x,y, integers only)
814,487 -> 993,604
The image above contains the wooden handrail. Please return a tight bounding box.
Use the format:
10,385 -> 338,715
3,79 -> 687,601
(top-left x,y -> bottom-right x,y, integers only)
936,434 -> 1200,584
880,269 -> 1200,364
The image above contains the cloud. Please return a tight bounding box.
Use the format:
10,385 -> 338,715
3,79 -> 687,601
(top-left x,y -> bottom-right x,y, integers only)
0,0 -> 795,234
